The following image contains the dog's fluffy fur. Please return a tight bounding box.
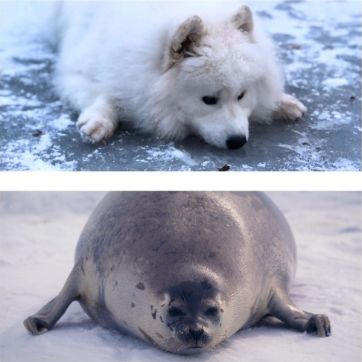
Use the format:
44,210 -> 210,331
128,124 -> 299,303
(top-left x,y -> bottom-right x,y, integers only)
53,1 -> 306,149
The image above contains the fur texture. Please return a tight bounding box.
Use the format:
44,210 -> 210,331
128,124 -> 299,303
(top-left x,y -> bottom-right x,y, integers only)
53,1 -> 307,149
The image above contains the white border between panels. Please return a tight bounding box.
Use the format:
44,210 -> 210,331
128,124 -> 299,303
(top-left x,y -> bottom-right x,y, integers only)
0,172 -> 361,191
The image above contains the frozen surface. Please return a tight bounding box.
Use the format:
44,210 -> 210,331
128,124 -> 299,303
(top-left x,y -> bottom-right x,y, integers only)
0,0 -> 361,171
0,192 -> 361,361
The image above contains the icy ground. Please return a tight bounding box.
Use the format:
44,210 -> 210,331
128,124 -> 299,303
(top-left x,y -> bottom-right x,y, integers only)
0,1 -> 361,171
0,192 -> 361,362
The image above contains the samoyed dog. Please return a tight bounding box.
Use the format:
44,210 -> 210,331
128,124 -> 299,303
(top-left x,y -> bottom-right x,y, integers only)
53,1 -> 306,149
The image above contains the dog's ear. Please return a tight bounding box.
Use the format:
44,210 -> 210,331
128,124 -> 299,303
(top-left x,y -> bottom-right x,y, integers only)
163,15 -> 205,70
231,5 -> 253,33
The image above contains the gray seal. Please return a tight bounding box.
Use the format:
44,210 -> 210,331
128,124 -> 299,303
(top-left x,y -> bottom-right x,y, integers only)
24,192 -> 330,354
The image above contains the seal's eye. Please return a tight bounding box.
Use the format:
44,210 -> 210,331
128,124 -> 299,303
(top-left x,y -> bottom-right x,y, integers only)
202,96 -> 218,105
238,91 -> 246,101
204,307 -> 219,317
168,307 -> 185,317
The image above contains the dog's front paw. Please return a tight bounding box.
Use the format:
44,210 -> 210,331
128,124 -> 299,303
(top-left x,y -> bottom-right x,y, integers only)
77,111 -> 116,143
276,94 -> 307,122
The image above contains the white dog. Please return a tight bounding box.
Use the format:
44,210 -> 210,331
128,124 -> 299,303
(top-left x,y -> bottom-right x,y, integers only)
53,1 -> 306,149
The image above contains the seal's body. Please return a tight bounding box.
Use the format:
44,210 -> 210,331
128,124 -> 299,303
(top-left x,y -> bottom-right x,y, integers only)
24,192 -> 330,354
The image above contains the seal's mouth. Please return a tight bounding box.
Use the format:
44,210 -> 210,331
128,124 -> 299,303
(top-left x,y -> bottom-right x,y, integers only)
178,345 -> 206,355
186,342 -> 209,352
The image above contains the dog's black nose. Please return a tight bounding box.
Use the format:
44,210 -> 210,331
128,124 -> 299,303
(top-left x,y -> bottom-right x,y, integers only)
226,135 -> 247,150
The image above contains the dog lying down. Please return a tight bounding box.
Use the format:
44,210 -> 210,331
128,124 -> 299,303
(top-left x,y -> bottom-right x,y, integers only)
53,1 -> 307,149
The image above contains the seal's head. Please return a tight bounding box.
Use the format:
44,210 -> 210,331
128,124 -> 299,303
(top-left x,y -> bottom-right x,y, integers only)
162,279 -> 225,354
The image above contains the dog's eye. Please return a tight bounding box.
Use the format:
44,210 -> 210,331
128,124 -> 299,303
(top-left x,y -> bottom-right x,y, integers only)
202,96 -> 218,105
238,91 -> 246,101
168,307 -> 185,317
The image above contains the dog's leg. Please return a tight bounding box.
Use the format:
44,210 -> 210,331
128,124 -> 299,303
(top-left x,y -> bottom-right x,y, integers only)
55,72 -> 119,143
273,93 -> 307,122
76,95 -> 119,143
55,72 -> 102,111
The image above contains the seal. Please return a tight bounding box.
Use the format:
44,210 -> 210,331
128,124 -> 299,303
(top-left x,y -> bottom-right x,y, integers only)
24,192 -> 331,354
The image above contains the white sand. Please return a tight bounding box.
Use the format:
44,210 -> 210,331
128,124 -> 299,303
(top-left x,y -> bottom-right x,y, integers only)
0,192 -> 361,361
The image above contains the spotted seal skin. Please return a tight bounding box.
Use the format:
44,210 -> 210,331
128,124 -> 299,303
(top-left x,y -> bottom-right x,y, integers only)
24,192 -> 331,354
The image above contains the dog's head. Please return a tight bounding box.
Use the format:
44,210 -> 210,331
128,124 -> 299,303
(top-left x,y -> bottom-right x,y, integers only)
161,6 -> 265,149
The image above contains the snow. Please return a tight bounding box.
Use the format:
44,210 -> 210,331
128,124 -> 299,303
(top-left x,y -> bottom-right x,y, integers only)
52,114 -> 73,132
323,78 -> 350,88
145,147 -> 198,168
0,192 -> 361,362
0,0 -> 360,171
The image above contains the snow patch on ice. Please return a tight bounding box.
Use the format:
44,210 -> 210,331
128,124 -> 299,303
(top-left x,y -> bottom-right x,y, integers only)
146,146 -> 197,168
332,158 -> 361,171
323,78 -> 349,88
2,137 -> 77,171
311,110 -> 353,130
52,114 -> 73,131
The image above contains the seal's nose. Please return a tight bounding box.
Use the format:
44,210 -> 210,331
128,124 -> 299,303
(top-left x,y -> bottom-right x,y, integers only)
226,135 -> 247,150
189,328 -> 204,342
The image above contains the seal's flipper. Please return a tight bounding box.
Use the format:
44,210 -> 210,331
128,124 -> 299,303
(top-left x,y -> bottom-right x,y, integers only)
268,286 -> 331,337
24,264 -> 82,335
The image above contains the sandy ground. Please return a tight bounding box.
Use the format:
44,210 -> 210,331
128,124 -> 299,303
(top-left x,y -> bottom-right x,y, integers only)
0,0 -> 361,171
0,192 -> 361,361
